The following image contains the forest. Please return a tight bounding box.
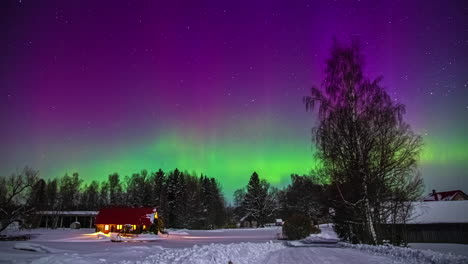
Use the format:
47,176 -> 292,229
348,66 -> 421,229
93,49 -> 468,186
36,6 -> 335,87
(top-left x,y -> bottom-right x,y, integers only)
0,166 -> 329,232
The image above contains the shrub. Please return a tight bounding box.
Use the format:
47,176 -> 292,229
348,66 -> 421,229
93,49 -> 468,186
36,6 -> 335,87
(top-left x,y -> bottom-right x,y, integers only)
282,214 -> 320,240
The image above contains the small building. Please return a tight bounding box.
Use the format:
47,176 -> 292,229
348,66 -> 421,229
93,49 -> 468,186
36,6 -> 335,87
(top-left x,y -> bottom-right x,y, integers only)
95,207 -> 158,234
70,222 -> 81,229
239,213 -> 258,228
35,211 -> 98,229
423,189 -> 468,202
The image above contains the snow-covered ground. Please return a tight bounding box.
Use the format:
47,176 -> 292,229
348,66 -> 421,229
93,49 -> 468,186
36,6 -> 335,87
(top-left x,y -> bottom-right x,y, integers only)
1,226 -> 467,264
409,243 -> 468,257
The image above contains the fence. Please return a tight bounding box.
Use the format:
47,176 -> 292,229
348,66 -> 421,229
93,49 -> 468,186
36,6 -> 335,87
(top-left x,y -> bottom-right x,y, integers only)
381,223 -> 468,244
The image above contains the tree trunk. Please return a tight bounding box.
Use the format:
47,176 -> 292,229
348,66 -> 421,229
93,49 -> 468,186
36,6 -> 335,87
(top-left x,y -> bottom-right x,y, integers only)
363,184 -> 377,244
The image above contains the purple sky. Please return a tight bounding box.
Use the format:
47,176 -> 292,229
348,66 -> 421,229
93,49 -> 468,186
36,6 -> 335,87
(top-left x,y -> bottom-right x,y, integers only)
1,0 -> 467,197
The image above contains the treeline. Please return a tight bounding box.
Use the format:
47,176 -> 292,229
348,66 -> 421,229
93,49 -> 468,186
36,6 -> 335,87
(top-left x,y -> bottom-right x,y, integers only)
1,167 -> 330,233
7,167 -> 225,230
231,172 -> 329,228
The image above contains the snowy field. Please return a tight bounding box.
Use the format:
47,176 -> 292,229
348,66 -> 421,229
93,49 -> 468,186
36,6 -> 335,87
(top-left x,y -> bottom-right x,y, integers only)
1,226 -> 467,264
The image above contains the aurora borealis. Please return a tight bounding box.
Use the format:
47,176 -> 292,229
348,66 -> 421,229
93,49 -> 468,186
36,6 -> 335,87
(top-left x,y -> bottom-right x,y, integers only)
1,0 -> 467,199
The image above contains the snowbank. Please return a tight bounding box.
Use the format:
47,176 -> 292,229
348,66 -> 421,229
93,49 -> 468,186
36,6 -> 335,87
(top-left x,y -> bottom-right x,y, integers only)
137,241 -> 285,264
166,229 -> 190,235
31,255 -> 102,264
110,233 -> 161,242
341,242 -> 468,264
409,243 -> 468,258
25,242 -> 284,264
300,224 -> 339,244
14,243 -> 66,253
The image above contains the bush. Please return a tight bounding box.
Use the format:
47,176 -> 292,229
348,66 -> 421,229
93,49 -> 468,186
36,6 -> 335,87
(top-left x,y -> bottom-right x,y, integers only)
282,214 -> 320,240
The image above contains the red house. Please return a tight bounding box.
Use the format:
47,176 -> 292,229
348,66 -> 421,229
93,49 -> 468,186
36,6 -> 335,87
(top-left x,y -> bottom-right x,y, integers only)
423,189 -> 468,202
95,207 -> 158,234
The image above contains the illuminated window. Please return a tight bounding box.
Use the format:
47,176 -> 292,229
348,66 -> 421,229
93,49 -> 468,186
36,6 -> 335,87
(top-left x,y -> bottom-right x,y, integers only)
104,225 -> 109,231
132,225 -> 136,230
154,212 -> 158,219
143,225 -> 146,229
117,225 -> 122,230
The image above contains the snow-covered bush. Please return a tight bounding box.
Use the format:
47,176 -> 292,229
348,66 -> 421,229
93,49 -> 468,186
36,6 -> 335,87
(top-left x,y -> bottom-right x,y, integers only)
282,214 -> 320,240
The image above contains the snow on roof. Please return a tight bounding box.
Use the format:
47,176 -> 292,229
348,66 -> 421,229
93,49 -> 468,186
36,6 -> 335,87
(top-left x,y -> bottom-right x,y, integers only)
95,207 -> 157,225
36,211 -> 98,216
423,190 -> 468,201
240,213 -> 253,222
407,201 -> 468,224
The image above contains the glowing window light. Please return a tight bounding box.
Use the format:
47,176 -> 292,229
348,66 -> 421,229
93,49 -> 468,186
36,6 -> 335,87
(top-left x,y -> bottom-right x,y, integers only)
132,225 -> 136,230
104,225 -> 109,231
143,225 -> 146,229
154,212 -> 158,219
117,225 -> 122,230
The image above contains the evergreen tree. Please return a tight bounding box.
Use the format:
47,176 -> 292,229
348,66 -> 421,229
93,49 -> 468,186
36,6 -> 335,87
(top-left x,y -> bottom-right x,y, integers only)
80,181 -> 99,210
46,179 -> 59,211
108,173 -> 123,206
242,172 -> 276,227
99,181 -> 109,208
126,171 -> 150,206
282,174 -> 327,224
151,169 -> 165,207
165,169 -> 181,227
59,173 -> 82,210
183,174 -> 204,229
207,177 -> 225,228
173,172 -> 187,227
28,179 -> 47,211
233,188 -> 247,222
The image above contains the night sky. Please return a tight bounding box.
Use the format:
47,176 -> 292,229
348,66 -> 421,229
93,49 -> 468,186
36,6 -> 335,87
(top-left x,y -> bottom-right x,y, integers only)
1,0 -> 467,198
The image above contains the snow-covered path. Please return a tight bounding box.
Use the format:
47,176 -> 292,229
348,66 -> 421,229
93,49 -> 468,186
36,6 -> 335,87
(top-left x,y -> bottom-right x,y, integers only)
262,247 -> 403,264
2,227 -> 467,264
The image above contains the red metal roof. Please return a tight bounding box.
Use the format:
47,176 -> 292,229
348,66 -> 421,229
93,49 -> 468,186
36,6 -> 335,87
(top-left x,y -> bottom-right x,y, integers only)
95,207 -> 156,225
423,190 -> 468,202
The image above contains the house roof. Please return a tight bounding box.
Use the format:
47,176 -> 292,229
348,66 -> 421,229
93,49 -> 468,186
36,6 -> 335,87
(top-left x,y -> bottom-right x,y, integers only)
95,207 -> 156,225
36,211 -> 98,216
240,213 -> 255,222
423,190 -> 468,201
407,201 -> 468,224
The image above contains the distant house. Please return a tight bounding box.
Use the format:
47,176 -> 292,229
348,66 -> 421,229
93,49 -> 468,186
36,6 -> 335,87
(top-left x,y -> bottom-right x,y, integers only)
382,200 -> 468,244
275,219 -> 283,226
423,189 -> 468,202
239,213 -> 258,228
95,207 -> 158,234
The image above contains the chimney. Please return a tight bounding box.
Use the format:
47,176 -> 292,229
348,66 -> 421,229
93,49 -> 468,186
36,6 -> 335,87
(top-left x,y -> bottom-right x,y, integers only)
432,189 -> 438,201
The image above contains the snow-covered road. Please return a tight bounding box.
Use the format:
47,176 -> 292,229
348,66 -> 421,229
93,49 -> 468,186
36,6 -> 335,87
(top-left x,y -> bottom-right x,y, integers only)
1,227 -> 467,264
262,247 -> 404,264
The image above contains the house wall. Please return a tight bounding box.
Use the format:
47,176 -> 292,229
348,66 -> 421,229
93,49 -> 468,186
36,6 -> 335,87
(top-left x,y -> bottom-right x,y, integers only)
95,224 -> 147,234
381,223 -> 468,244
240,220 -> 258,228
37,215 -> 95,229
453,193 -> 468,201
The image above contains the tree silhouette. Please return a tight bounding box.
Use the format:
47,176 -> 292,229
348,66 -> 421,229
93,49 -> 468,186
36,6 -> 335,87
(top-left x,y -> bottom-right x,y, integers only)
304,39 -> 423,245
242,172 -> 277,227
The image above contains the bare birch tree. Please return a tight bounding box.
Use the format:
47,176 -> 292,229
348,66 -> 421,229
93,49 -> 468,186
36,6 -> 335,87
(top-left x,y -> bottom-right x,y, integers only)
304,39 -> 423,245
0,167 -> 39,232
